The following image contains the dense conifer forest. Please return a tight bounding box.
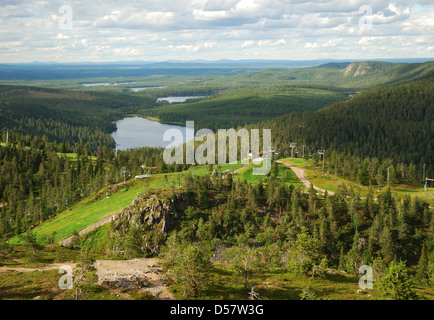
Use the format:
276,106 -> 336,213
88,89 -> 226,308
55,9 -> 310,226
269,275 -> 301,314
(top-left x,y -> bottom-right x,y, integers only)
0,62 -> 432,301
249,76 -> 434,178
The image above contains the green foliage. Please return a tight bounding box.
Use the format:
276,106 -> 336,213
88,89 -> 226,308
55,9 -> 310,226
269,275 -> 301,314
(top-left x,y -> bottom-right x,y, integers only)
161,235 -> 212,298
289,227 -> 325,277
73,249 -> 99,300
378,260 -> 420,300
222,61 -> 434,89
300,283 -> 321,300
139,88 -> 349,131
19,231 -> 44,260
250,77 -> 434,178
0,133 -> 188,240
0,62 -> 433,301
0,85 -> 155,150
415,243 -> 430,286
0,235 -> 12,254
223,245 -> 266,291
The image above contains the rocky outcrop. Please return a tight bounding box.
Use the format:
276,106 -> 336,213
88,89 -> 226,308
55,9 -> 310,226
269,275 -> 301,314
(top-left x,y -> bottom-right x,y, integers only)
113,193 -> 189,232
343,62 -> 377,77
110,192 -> 192,254
59,191 -> 193,252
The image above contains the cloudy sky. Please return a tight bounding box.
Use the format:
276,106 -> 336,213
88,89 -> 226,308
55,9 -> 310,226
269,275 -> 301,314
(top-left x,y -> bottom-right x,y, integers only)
0,0 -> 433,62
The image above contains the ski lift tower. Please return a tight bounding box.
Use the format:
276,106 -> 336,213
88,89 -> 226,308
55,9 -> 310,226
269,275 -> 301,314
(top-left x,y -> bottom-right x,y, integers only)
121,169 -> 129,182
268,148 -> 278,160
318,150 -> 325,175
425,177 -> 434,191
115,144 -> 121,158
290,143 -> 297,158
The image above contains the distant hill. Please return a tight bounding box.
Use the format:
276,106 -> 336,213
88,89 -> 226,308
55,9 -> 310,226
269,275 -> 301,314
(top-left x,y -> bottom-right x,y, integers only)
223,61 -> 434,89
1,59 -> 432,81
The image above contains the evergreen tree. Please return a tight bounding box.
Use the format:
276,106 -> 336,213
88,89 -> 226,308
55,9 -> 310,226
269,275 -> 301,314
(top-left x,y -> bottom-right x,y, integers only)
168,243 -> 212,297
380,225 -> 395,264
224,245 -> 264,292
73,249 -> 98,300
20,230 -> 43,261
378,260 -> 419,300
415,243 -> 429,285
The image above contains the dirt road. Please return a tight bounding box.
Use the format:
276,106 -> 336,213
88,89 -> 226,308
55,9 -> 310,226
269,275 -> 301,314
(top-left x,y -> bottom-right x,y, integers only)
232,162 -> 253,174
276,160 -> 335,195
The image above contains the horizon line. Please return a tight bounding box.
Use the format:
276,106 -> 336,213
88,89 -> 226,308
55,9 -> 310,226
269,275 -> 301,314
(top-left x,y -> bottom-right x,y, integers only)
1,57 -> 433,65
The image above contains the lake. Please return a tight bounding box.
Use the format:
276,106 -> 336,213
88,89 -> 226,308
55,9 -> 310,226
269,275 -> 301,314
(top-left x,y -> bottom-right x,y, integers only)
111,117 -> 193,150
81,81 -> 136,87
157,96 -> 206,103
129,86 -> 168,92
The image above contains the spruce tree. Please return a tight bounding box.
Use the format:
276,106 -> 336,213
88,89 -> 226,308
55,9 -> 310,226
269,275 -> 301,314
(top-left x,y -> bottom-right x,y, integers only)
415,243 -> 429,285
378,260 -> 419,300
380,225 -> 395,264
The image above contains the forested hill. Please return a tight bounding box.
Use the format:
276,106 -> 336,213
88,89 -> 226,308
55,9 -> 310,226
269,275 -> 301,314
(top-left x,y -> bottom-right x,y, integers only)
223,61 -> 434,89
252,76 -> 433,174
0,85 -> 155,150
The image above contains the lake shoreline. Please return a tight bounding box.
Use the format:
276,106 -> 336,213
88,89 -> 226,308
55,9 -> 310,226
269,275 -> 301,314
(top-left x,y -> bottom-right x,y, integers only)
123,114 -> 186,127
110,116 -> 193,150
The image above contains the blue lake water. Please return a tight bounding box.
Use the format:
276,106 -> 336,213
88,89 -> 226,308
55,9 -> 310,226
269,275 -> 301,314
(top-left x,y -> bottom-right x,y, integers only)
111,117 -> 193,150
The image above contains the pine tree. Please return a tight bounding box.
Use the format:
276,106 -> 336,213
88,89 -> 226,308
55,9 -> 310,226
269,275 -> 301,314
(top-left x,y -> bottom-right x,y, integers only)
415,243 -> 429,285
73,249 -> 98,300
319,218 -> 329,249
20,230 -> 43,260
378,260 -> 419,300
338,246 -> 346,271
345,230 -> 362,275
380,225 -> 395,264
167,242 -> 212,297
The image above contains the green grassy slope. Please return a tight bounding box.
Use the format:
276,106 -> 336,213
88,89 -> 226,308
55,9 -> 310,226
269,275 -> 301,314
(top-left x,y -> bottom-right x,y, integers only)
10,180 -> 145,244
11,162 -> 246,244
21,151 -> 431,247
280,158 -> 434,207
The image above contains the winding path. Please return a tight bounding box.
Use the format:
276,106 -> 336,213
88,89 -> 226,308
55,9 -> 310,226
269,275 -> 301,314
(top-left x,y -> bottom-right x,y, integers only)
276,160 -> 335,195
0,262 -> 76,274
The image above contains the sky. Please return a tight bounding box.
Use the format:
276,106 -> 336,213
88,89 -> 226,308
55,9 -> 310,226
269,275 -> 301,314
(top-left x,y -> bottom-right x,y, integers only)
0,0 -> 433,63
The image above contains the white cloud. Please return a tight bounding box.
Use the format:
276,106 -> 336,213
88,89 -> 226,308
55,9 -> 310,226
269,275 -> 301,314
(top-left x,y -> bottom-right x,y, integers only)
55,33 -> 70,39
113,47 -> 139,56
241,40 -> 255,48
304,42 -> 319,48
192,9 -> 228,20
167,41 -> 217,52
258,39 -> 287,47
0,0 -> 432,62
0,41 -> 22,48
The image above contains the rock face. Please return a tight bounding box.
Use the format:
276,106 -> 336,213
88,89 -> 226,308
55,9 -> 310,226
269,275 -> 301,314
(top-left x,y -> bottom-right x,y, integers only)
110,192 -> 192,254
114,194 -> 187,232
343,62 -> 378,77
